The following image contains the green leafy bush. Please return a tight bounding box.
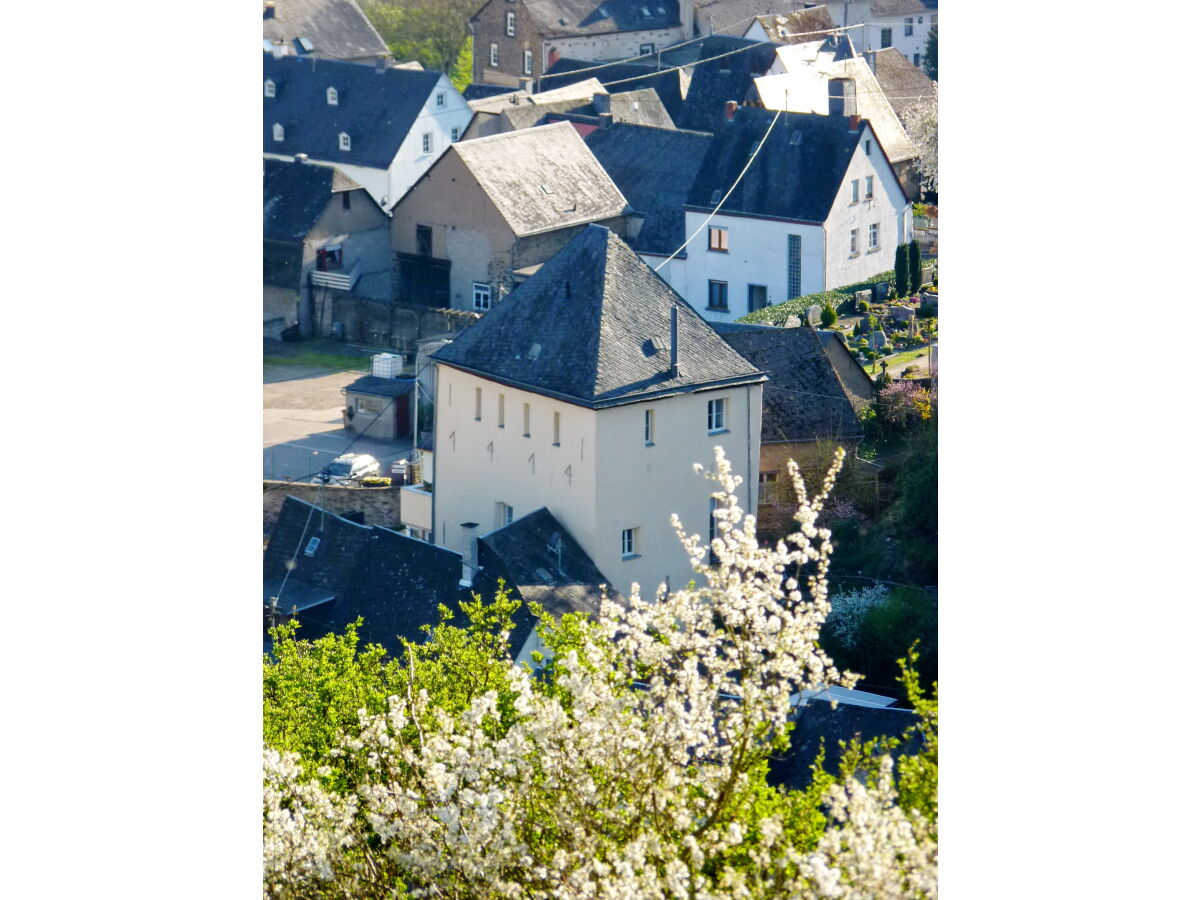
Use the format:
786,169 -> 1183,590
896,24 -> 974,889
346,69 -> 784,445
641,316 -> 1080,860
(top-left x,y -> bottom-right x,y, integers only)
737,271 -> 897,325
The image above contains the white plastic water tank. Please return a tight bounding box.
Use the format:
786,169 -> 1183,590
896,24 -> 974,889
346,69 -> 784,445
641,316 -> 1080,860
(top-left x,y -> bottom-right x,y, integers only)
371,353 -> 402,378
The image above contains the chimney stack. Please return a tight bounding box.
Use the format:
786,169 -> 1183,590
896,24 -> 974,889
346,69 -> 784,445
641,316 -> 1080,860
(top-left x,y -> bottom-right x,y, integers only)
592,92 -> 610,114
599,111 -> 614,129
518,77 -> 534,93
669,305 -> 679,376
375,56 -> 390,73
848,114 -> 860,131
724,100 -> 738,121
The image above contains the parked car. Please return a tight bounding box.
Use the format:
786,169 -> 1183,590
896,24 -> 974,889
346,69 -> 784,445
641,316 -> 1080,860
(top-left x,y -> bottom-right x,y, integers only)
313,453 -> 380,485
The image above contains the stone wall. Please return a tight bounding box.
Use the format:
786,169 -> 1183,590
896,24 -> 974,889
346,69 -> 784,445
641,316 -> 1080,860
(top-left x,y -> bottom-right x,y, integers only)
264,481 -> 415,534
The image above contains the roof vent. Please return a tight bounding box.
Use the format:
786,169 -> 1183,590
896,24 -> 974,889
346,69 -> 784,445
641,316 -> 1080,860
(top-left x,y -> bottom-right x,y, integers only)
540,183 -> 554,194
294,153 -> 308,164
303,537 -> 320,557
710,188 -> 721,204
528,342 -> 543,360
535,566 -> 555,582
298,36 -> 314,53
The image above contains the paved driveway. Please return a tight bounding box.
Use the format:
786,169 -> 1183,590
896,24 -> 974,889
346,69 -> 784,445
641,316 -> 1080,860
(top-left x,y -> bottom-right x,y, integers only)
264,366 -> 414,483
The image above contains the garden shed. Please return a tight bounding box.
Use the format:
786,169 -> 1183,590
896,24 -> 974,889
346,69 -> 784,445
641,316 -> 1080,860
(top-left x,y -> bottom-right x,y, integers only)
343,375 -> 415,440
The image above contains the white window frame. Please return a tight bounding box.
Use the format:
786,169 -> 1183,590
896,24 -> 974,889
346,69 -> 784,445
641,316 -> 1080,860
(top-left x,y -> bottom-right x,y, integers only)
490,43 -> 499,66
865,175 -> 874,199
707,397 -> 726,433
422,132 -> 433,154
904,18 -> 914,36
644,408 -> 654,445
496,502 -> 514,528
339,132 -> 351,151
326,87 -> 338,106
506,12 -> 515,36
473,282 -> 492,310
850,179 -> 859,203
869,222 -> 879,250
272,122 -> 284,141
621,527 -> 638,558
264,79 -> 275,98
850,228 -> 859,255
357,395 -> 386,415
523,49 -> 533,75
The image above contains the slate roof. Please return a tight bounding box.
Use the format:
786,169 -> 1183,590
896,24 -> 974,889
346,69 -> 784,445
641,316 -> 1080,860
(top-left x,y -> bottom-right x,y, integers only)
767,700 -> 923,791
344,375 -> 417,398
540,58 -> 685,122
468,77 -> 607,116
685,109 -> 863,223
431,225 -> 765,408
868,47 -> 937,122
712,322 -> 862,443
263,0 -> 390,60
544,88 -> 676,130
862,0 -> 936,16
477,508 -> 625,654
263,158 -> 358,242
759,51 -> 917,162
748,6 -> 836,43
520,0 -> 680,35
264,54 -> 443,169
449,122 -> 630,237
583,123 -> 711,256
463,83 -> 519,102
694,0 -> 793,36
673,36 -> 780,133
264,496 -> 466,653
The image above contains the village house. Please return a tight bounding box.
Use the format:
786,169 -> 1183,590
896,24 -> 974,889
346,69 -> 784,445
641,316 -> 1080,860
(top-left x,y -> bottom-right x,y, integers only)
389,121 -> 634,311
263,54 -> 472,210
712,322 -> 867,534
470,0 -> 693,88
583,122 -> 712,285
838,0 -> 936,67
263,157 -> 391,338
539,57 -> 687,122
677,108 -> 911,320
429,225 -> 765,598
693,0 -> 793,36
462,77 -> 675,138
756,34 -> 920,196
742,5 -> 836,43
861,45 -> 936,122
262,0 -> 390,62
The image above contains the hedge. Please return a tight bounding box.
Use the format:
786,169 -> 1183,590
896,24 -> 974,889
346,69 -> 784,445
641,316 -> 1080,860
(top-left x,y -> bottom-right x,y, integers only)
737,269 -> 897,325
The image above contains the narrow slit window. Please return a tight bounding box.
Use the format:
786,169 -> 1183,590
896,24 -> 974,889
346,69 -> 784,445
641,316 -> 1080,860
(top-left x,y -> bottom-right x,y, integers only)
498,394 -> 505,428
474,387 -> 482,421
553,411 -> 561,445
523,403 -> 531,437
644,408 -> 654,444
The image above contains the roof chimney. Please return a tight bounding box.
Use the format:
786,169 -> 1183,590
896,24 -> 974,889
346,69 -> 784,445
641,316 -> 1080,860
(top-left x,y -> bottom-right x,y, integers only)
294,153 -> 309,164
669,305 -> 679,377
375,56 -> 390,73
848,114 -> 860,132
724,100 -> 738,122
519,77 -> 534,93
264,1 -> 276,20
599,111 -> 614,129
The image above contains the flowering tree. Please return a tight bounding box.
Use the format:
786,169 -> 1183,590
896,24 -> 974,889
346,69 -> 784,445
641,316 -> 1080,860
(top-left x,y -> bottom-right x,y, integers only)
264,449 -> 938,898
901,97 -> 938,195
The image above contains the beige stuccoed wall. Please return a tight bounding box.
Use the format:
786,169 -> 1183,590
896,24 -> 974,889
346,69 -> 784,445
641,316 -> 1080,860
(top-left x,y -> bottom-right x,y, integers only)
433,361 -> 763,598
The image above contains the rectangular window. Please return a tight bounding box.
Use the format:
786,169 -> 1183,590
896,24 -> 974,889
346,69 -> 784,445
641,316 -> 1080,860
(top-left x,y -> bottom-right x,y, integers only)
474,387 -> 482,420
523,402 -> 531,437
341,191 -> 351,210
496,502 -> 514,528
497,393 -> 505,428
490,43 -> 498,66
787,234 -> 802,299
640,42 -> 655,54
644,408 -> 654,445
552,410 -> 561,445
850,179 -> 859,203
621,527 -> 638,558
708,226 -> 728,251
707,397 -> 726,432
850,229 -> 859,255
880,27 -> 892,48
451,126 -> 460,142
422,132 -> 433,154
473,282 -> 492,310
436,92 -> 446,108
869,223 -> 879,249
357,395 -> 386,415
865,175 -> 874,199
865,139 -> 872,155
416,224 -> 433,256
758,471 -> 779,504
506,12 -> 515,36
748,284 -> 768,312
707,280 -> 728,311
913,53 -> 921,67
523,49 -> 533,75
904,18 -> 914,36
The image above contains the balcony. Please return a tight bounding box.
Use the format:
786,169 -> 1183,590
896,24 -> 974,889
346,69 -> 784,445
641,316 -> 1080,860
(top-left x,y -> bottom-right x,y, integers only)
310,260 -> 361,291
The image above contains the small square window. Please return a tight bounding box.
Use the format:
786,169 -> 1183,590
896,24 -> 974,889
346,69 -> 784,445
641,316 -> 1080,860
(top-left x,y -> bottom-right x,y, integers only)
621,527 -> 638,558
707,280 -> 728,311
523,49 -> 533,75
490,43 -> 499,67
869,223 -> 879,249
422,132 -> 433,154
506,12 -> 515,36
473,282 -> 492,310
640,42 -> 655,55
708,227 -> 728,252
865,175 -> 874,199
436,92 -> 446,108
707,397 -> 726,432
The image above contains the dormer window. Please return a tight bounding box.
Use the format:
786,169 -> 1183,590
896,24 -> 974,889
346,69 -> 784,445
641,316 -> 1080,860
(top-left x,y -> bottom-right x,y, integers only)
272,123 -> 284,141
339,132 -> 351,151
326,87 -> 338,106
264,79 -> 275,98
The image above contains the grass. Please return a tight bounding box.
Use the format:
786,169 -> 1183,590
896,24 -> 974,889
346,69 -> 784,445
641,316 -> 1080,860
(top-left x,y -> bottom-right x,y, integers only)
263,351 -> 371,372
864,347 -> 933,376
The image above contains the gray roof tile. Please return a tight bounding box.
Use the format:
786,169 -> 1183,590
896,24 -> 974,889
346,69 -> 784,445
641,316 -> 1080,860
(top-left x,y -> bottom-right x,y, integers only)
432,225 -> 765,408
520,0 -> 680,35
263,0 -> 390,60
